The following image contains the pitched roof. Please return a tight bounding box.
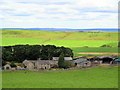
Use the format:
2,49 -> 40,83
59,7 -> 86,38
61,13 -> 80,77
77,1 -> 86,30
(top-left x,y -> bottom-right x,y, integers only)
37,60 -> 50,64
52,57 -> 72,61
37,60 -> 58,65
73,58 -> 87,63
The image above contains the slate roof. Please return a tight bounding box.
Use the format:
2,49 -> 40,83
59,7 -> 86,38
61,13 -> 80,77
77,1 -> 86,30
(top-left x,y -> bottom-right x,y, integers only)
52,57 -> 72,61
73,58 -> 87,63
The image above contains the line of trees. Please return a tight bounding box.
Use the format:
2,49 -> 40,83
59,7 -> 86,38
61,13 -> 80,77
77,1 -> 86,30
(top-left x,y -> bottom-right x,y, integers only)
2,44 -> 73,63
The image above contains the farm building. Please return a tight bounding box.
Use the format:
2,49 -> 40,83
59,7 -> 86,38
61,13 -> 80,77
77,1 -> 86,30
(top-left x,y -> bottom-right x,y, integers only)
35,60 -> 58,70
73,58 -> 91,68
4,64 -> 11,70
23,59 -> 58,70
87,56 -> 116,65
112,58 -> 120,65
52,57 -> 72,61
23,60 -> 35,70
23,57 -> 73,70
98,56 -> 115,64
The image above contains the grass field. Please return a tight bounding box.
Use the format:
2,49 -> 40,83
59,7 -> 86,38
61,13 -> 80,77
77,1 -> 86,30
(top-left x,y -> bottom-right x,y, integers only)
2,66 -> 118,88
1,30 -> 119,57
71,47 -> 118,57
1,30 -> 118,47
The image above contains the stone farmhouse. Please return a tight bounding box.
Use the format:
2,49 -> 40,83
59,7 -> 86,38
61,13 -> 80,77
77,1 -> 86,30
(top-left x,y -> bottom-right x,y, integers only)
23,60 -> 58,70
23,57 -> 73,70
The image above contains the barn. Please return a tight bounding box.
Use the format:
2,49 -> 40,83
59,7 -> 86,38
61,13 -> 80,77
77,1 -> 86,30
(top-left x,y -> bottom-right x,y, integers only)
73,58 -> 91,68
87,56 -> 116,65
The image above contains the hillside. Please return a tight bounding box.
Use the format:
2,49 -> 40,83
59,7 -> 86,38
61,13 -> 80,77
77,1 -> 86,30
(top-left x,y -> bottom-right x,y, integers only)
1,30 -> 118,47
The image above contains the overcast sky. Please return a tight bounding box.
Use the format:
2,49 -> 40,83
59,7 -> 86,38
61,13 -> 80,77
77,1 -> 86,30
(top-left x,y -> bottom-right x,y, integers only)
0,0 -> 119,29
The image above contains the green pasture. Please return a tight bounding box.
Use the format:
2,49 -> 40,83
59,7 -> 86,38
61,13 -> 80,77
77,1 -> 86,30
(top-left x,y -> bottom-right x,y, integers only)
1,30 -> 119,57
2,38 -> 45,46
2,38 -> 118,47
1,30 -> 118,47
2,30 -> 118,40
45,40 -> 118,47
72,47 -> 118,57
2,66 -> 118,88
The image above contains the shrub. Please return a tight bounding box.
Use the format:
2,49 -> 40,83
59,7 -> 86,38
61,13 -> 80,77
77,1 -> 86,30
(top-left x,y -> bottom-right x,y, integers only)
64,61 -> 72,69
100,44 -> 112,47
10,62 -> 16,67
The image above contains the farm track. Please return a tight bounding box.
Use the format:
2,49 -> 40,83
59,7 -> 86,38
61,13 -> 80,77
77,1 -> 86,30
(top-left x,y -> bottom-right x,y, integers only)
78,52 -> 119,55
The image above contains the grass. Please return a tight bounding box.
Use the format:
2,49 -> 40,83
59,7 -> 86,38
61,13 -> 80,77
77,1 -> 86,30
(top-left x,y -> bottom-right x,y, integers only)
2,38 -> 45,46
2,66 -> 118,88
2,30 -> 118,40
72,47 -> 119,57
1,30 -> 118,47
1,30 -> 119,57
45,40 -> 118,47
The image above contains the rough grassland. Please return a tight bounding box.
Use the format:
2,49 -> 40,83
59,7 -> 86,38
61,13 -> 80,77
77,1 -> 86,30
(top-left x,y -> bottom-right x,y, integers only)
2,66 -> 118,88
1,30 -> 118,47
1,30 -> 118,57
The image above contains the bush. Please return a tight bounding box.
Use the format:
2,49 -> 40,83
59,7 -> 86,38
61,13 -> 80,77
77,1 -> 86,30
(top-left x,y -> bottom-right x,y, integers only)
10,62 -> 16,67
64,61 -> 72,69
100,44 -> 112,47
83,46 -> 89,48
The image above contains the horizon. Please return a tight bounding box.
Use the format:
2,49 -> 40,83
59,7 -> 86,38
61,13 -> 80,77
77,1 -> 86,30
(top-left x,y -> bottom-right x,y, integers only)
1,27 -> 118,29
1,27 -> 118,32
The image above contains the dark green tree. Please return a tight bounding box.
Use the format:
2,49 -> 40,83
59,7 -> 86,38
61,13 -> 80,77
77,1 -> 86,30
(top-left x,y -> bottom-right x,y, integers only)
2,45 -> 73,63
118,41 -> 120,47
58,52 -> 65,68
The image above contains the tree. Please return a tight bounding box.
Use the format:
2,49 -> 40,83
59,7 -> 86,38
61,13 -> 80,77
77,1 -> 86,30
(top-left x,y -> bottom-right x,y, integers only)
118,42 -> 120,47
2,45 -> 73,63
58,52 -> 65,68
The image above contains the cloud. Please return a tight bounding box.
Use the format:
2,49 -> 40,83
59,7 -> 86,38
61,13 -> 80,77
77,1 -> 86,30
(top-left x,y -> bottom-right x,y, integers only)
0,0 -> 119,28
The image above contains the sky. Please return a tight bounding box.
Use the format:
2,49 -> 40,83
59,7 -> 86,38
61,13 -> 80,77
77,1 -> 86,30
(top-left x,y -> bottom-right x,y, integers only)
0,0 -> 119,29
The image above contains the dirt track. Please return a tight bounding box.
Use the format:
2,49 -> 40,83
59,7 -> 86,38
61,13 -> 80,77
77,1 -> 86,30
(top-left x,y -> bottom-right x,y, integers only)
78,52 -> 119,55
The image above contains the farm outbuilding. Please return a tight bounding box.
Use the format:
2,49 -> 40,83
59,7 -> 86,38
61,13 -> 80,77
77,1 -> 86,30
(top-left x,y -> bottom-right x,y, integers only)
73,58 -> 91,68
52,57 -> 72,61
23,60 -> 35,70
113,58 -> 120,65
4,64 -> 11,70
87,56 -> 116,65
98,56 -> 115,64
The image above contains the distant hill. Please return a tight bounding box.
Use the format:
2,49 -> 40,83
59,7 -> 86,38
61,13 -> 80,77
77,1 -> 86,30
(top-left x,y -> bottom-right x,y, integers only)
1,28 -> 118,32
